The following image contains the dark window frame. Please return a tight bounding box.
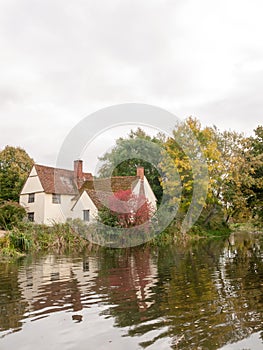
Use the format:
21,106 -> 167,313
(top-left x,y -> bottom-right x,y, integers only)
52,194 -> 61,204
28,212 -> 34,222
83,209 -> 90,222
28,193 -> 35,203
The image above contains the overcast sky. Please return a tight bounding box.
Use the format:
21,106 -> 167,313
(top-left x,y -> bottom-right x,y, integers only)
0,0 -> 262,172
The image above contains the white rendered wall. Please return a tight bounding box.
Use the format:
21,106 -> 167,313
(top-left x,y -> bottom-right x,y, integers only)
44,194 -> 75,225
19,166 -> 75,225
20,166 -> 44,194
71,191 -> 98,222
19,192 -> 46,224
133,176 -> 157,211
19,166 -> 46,224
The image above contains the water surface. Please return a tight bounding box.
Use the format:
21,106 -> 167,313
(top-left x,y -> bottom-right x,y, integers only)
0,232 -> 262,349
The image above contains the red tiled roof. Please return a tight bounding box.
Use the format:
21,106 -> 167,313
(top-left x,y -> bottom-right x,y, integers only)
85,189 -> 112,209
78,176 -> 143,209
81,176 -> 139,193
35,164 -> 92,195
34,163 -> 145,207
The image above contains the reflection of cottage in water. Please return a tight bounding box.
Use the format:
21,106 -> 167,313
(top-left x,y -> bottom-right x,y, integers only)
130,249 -> 158,311
18,255 -> 99,317
94,247 -> 158,318
17,249 -> 158,327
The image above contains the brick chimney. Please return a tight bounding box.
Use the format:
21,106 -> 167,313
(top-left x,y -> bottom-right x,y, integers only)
136,166 -> 144,180
74,160 -> 83,181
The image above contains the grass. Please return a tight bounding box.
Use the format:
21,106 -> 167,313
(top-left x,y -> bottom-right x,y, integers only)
150,220 -> 231,247
1,217 -> 253,260
229,222 -> 263,233
0,221 -> 88,259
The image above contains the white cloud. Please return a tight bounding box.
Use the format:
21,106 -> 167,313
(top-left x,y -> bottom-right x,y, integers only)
0,0 -> 262,167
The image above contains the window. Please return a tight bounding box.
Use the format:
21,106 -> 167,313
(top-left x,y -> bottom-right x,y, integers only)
28,193 -> 35,203
28,212 -> 34,222
83,209 -> 90,222
83,260 -> 89,272
51,272 -> 59,281
52,194 -> 61,204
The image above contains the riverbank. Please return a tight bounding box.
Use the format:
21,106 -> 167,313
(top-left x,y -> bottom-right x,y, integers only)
3,218 -> 261,260
0,222 -> 88,259
0,230 -> 6,238
0,219 -> 235,260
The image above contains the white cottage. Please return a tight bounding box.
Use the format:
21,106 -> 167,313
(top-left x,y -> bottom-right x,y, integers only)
19,160 -> 92,225
20,161 -> 157,225
71,167 -> 157,222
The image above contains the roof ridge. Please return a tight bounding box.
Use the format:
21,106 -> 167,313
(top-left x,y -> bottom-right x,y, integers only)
35,164 -> 92,175
90,175 -> 138,181
35,164 -> 73,172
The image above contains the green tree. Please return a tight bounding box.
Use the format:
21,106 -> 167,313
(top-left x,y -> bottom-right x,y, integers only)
216,127 -> 263,224
98,121 -> 262,232
0,146 -> 34,202
246,126 -> 263,222
213,129 -> 250,223
98,128 -> 164,203
161,118 -> 263,227
0,201 -> 26,230
160,117 -> 223,228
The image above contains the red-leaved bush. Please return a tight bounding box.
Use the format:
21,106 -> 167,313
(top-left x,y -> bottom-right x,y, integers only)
107,189 -> 154,228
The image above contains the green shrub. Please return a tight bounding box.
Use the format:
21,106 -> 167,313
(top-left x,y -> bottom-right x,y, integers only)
0,201 -> 26,230
9,230 -> 32,252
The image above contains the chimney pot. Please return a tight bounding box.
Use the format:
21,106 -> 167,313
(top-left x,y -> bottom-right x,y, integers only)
74,160 -> 83,180
137,166 -> 144,180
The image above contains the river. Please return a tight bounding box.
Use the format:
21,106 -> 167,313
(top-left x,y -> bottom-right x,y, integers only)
0,231 -> 262,349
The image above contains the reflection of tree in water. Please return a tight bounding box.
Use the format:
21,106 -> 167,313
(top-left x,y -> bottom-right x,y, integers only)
0,234 -> 262,349
98,235 -> 263,350
230,234 -> 263,342
0,261 -> 27,333
130,239 -> 229,349
94,246 -> 158,326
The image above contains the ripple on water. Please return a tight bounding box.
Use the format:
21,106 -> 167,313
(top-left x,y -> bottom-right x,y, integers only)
0,234 -> 263,350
